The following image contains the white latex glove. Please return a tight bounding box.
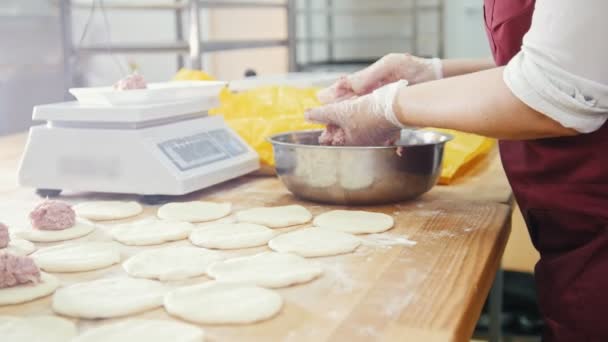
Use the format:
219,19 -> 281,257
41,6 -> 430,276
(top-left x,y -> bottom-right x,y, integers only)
318,53 -> 442,104
306,80 -> 409,146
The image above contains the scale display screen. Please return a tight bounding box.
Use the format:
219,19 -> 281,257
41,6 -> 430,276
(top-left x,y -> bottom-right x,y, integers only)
158,129 -> 247,171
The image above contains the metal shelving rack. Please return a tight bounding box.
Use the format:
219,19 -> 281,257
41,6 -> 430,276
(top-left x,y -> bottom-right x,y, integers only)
295,0 -> 444,72
58,0 -> 297,93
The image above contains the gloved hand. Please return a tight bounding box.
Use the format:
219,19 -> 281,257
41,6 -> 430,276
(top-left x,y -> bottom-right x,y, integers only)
306,80 -> 409,146
318,53 -> 442,104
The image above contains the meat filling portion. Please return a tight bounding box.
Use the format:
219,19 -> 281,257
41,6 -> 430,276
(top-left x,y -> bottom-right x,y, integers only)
29,200 -> 76,231
0,223 -> 9,248
113,73 -> 147,90
0,253 -> 41,288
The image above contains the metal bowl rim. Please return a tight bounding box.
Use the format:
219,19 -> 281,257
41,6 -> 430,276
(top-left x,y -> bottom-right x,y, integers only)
267,129 -> 453,150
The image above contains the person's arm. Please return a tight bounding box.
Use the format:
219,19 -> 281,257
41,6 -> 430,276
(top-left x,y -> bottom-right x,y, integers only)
395,67 -> 577,139
441,58 -> 496,78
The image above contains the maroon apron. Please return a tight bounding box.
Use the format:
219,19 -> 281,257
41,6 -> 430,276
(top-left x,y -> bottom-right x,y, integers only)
483,0 -> 608,341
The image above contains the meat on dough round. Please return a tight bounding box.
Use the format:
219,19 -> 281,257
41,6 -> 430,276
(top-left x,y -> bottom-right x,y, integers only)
52,278 -> 166,319
0,272 -> 59,306
313,210 -> 394,234
189,223 -> 274,250
15,218 -> 96,243
111,219 -> 194,246
0,315 -> 77,342
235,205 -> 312,228
268,228 -> 360,257
207,252 -> 322,288
123,246 -> 222,281
73,201 -> 143,221
164,281 -> 282,325
32,242 -> 121,273
72,319 -> 204,342
157,201 -> 231,223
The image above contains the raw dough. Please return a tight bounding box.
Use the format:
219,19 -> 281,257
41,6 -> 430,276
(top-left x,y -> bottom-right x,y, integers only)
0,272 -> 59,305
189,223 -> 274,250
73,201 -> 143,221
0,238 -> 36,256
207,252 -> 323,288
164,281 -> 282,324
268,228 -> 361,257
33,242 -> 120,273
52,278 -> 166,319
157,201 -> 231,223
123,246 -> 222,281
313,210 -> 394,234
15,218 -> 96,242
235,205 -> 312,228
73,319 -> 204,342
0,315 -> 77,342
111,219 -> 193,246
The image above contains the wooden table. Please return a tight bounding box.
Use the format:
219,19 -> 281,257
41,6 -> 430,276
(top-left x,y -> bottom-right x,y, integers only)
0,133 -> 512,342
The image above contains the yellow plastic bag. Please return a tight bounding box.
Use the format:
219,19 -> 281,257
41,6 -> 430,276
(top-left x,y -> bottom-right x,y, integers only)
209,86 -> 323,168
173,68 -> 216,81
433,129 -> 495,184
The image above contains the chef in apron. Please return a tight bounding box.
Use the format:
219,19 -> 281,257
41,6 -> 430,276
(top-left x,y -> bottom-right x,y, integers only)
307,0 -> 608,341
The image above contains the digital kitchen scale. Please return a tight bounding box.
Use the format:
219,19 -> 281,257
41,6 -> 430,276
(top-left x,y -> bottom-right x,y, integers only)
18,98 -> 259,203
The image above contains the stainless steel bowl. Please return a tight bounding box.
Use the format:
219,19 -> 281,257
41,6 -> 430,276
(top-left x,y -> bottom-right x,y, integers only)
268,129 -> 452,205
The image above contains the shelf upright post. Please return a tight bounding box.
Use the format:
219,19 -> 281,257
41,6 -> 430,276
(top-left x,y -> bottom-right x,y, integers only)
287,0 -> 298,71
188,0 -> 202,70
59,0 -> 74,99
175,0 -> 185,69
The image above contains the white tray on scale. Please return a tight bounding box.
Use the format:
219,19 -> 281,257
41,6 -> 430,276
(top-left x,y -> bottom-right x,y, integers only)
69,81 -> 226,106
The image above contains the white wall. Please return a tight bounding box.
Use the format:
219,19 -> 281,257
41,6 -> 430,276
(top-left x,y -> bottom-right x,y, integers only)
444,0 -> 491,58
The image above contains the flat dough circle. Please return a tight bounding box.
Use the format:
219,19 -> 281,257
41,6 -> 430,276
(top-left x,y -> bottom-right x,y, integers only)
33,242 -> 120,273
235,205 -> 312,228
0,315 -> 77,342
123,246 -> 222,281
73,319 -> 204,342
157,201 -> 231,223
111,219 -> 193,246
164,281 -> 282,324
268,228 -> 361,257
313,210 -> 394,234
0,272 -> 59,305
189,223 -> 274,250
52,278 -> 166,319
207,252 -> 323,288
15,219 -> 96,242
0,238 -> 36,256
73,201 -> 143,221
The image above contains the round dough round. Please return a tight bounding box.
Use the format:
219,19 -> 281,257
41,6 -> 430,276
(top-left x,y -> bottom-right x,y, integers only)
33,242 -> 120,273
0,272 -> 59,305
164,281 -> 282,324
111,219 -> 193,246
73,201 -> 143,221
207,252 -> 323,288
157,202 -> 231,223
0,238 -> 36,256
15,219 -> 96,242
0,315 -> 77,342
73,319 -> 204,342
52,278 -> 166,319
123,246 -> 222,281
268,228 -> 361,257
313,210 -> 394,234
235,205 -> 312,228
189,223 -> 274,250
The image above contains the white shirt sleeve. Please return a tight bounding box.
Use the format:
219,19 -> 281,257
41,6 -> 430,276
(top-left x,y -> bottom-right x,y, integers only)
503,0 -> 608,133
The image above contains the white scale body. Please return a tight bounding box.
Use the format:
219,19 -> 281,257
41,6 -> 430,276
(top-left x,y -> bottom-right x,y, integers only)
18,100 -> 259,196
